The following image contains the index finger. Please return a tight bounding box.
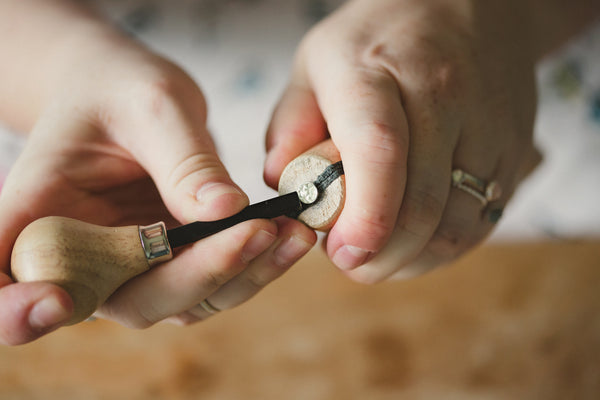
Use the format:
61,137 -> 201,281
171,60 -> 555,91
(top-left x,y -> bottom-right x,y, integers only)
308,59 -> 409,271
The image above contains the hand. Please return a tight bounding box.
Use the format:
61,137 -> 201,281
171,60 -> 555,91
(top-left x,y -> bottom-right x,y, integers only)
264,0 -> 540,282
0,33 -> 316,345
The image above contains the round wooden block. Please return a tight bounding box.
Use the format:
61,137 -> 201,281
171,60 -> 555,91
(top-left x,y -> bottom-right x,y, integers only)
278,141 -> 345,231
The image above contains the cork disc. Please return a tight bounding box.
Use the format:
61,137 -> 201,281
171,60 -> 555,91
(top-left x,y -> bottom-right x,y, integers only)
278,154 -> 345,231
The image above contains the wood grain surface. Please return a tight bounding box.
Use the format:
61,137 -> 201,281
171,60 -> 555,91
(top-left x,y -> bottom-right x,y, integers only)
11,217 -> 150,325
278,139 -> 344,231
1,240 -> 600,399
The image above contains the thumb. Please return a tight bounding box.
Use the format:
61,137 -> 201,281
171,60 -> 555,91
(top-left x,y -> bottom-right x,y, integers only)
264,83 -> 328,189
0,275 -> 73,346
142,133 -> 248,224
0,188 -> 73,346
116,77 -> 249,224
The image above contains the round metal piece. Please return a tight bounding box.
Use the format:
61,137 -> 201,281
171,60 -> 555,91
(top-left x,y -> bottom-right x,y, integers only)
297,182 -> 319,205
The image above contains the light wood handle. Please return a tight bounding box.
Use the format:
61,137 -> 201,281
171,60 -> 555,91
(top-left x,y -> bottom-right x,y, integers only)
278,139 -> 345,231
11,217 -> 151,325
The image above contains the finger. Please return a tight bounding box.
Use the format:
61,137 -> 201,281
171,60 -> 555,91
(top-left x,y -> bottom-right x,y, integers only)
389,151 -> 516,280
340,142 -> 453,283
109,73 -> 248,224
264,81 -> 328,189
305,61 -> 409,271
0,275 -> 73,346
333,73 -> 461,283
97,218 -> 278,328
181,218 -> 316,322
389,191 -> 497,280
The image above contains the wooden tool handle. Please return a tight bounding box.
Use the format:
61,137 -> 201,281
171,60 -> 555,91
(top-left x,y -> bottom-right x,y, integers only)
278,139 -> 345,231
11,217 -> 152,325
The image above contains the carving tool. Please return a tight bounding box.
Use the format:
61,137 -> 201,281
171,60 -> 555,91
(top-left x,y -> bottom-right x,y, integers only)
10,145 -> 344,325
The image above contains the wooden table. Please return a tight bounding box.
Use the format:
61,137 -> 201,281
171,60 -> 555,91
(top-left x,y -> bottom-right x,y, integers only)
1,241 -> 599,399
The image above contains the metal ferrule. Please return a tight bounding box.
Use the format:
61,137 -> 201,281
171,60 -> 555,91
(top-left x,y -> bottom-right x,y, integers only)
139,222 -> 173,266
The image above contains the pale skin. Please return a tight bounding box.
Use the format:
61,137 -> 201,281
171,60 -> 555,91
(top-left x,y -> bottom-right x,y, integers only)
264,0 -> 600,281
0,0 -> 317,345
0,0 -> 598,345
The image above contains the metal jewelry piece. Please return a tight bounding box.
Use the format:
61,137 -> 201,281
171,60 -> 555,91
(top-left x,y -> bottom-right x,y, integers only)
199,299 -> 221,314
451,169 -> 502,207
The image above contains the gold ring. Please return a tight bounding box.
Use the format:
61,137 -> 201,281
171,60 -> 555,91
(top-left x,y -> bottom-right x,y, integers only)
199,299 -> 221,314
451,169 -> 502,207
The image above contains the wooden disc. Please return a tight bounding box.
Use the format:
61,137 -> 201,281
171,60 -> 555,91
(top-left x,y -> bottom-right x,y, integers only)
278,153 -> 345,231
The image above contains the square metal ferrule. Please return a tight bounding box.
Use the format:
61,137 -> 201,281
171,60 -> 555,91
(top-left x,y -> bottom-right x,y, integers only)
139,222 -> 173,266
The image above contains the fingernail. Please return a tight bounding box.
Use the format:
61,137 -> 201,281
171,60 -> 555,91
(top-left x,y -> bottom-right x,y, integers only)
29,296 -> 71,331
332,245 -> 372,271
241,230 -> 277,264
196,183 -> 244,206
273,236 -> 313,268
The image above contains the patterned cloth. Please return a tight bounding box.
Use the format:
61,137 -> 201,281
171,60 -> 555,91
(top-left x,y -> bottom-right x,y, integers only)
1,0 -> 599,240
493,22 -> 600,239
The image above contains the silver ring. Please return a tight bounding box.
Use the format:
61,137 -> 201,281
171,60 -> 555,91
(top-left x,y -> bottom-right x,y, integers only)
199,299 -> 221,314
451,169 -> 502,207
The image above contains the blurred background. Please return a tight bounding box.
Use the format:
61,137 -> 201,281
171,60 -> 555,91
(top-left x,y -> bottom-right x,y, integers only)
2,0 -> 600,239
0,1 -> 599,399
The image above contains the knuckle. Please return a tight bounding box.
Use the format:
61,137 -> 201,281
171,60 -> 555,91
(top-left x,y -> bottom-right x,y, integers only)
351,122 -> 407,168
351,209 -> 396,250
361,42 -> 396,71
416,60 -> 465,106
128,65 -> 207,120
244,269 -> 272,291
137,78 -> 178,116
129,311 -> 157,330
101,289 -> 170,330
166,152 -> 224,191
203,254 -> 248,288
102,300 -> 156,330
427,224 -> 476,262
398,188 -> 445,239
202,268 -> 232,291
362,40 -> 461,97
425,61 -> 459,94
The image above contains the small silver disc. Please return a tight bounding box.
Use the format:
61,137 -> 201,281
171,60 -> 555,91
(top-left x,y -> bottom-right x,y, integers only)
297,182 -> 319,205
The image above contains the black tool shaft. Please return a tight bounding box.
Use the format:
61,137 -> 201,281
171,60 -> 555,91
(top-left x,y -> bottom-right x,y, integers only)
166,192 -> 304,249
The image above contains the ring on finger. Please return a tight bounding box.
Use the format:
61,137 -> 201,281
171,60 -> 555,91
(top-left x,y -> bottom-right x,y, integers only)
199,298 -> 221,314
451,169 -> 502,207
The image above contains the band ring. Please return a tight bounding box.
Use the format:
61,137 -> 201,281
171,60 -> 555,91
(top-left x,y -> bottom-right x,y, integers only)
199,299 -> 221,314
451,169 -> 502,207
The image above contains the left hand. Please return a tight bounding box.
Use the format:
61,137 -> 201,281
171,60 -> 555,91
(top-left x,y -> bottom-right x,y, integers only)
0,30 -> 316,345
264,0 -> 540,282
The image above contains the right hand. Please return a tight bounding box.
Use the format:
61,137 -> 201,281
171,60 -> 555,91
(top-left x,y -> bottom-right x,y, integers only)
0,31 -> 316,346
264,0 -> 540,282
